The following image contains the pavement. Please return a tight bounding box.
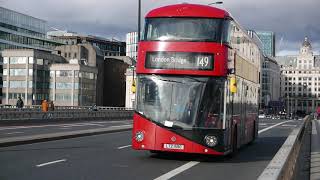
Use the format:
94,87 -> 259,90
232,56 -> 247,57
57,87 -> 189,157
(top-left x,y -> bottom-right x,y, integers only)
311,119 -> 320,180
0,120 -> 133,147
0,118 -> 303,180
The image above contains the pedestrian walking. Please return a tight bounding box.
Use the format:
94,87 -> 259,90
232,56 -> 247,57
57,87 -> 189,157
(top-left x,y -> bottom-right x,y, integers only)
41,99 -> 48,112
16,97 -> 24,110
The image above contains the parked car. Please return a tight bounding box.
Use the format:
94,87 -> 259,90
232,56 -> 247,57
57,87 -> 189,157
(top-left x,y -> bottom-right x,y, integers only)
258,114 -> 266,118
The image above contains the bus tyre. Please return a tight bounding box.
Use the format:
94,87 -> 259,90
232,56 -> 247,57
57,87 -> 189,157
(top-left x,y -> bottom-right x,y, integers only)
249,122 -> 256,145
231,127 -> 238,156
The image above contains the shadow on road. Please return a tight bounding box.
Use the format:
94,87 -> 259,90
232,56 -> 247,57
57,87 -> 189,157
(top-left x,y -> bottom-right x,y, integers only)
148,136 -> 288,163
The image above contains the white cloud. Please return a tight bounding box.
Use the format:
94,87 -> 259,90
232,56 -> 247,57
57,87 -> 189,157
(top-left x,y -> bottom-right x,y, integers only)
2,0 -> 319,55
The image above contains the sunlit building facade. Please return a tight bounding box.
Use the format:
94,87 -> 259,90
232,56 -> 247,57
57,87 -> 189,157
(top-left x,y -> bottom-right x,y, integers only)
1,49 -> 65,105
126,32 -> 138,61
279,37 -> 320,115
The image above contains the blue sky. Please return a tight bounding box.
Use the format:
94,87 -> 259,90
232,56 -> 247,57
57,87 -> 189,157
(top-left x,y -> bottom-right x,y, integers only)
2,0 -> 319,56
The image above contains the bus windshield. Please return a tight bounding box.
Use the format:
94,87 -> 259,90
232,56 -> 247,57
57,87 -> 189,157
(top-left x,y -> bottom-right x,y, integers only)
136,75 -> 225,129
143,18 -> 223,42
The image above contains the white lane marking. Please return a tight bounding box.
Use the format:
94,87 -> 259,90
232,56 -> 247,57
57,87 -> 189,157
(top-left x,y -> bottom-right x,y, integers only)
5,131 -> 24,135
281,124 -> 297,127
117,145 -> 132,149
60,123 -> 104,128
36,159 -> 66,167
153,161 -> 200,180
258,120 -> 292,134
312,120 -> 318,135
110,125 -> 132,128
260,123 -> 267,126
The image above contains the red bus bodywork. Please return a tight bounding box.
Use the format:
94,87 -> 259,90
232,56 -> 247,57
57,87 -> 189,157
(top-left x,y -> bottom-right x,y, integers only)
132,4 -> 258,155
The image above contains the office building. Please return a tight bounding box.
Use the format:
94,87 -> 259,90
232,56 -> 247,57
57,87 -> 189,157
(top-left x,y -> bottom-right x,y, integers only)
279,37 -> 320,115
2,49 -> 65,105
49,63 -> 97,106
256,31 -> 276,57
0,6 -> 64,52
48,31 -> 126,58
0,56 -> 2,104
2,48 -> 98,106
261,56 -> 281,112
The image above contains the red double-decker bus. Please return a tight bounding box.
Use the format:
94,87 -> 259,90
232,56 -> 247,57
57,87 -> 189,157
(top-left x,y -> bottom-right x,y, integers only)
132,4 -> 262,156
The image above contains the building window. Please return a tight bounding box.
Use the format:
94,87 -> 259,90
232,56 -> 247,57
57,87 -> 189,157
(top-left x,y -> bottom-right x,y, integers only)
9,81 -> 27,88
74,53 -> 77,58
37,59 -> 43,65
3,69 -> 7,76
29,69 -> 33,76
56,83 -> 73,89
28,57 -> 34,64
9,57 -> 27,64
3,57 -> 8,64
10,69 -> 27,76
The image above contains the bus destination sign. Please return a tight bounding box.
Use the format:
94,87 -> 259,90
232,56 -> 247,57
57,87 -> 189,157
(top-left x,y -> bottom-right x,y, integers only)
145,52 -> 214,70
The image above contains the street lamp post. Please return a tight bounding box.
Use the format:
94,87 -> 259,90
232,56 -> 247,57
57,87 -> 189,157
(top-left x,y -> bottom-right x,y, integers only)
138,0 -> 141,42
208,1 -> 223,5
302,83 -> 307,113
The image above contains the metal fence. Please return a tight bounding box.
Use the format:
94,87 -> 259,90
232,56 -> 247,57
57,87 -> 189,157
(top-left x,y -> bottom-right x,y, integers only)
0,104 -> 133,112
0,107 -> 134,122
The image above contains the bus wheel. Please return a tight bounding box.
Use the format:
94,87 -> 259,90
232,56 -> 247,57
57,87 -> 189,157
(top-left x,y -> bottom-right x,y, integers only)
231,127 -> 238,156
249,121 -> 256,145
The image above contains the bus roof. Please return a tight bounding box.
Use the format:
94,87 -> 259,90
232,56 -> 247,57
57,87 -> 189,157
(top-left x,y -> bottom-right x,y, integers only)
146,4 -> 230,18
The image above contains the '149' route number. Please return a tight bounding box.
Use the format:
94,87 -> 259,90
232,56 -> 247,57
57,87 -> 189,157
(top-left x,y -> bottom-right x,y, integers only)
197,56 -> 209,67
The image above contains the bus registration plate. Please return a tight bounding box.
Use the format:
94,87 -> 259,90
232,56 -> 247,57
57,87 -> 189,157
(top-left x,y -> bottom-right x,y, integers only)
163,144 -> 184,150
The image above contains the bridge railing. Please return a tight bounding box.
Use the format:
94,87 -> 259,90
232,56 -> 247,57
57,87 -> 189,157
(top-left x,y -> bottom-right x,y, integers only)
0,110 -> 134,122
258,116 -> 312,180
0,104 -> 133,112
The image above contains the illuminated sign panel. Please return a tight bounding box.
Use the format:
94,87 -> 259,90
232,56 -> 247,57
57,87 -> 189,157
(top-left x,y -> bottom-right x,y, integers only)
145,52 -> 214,70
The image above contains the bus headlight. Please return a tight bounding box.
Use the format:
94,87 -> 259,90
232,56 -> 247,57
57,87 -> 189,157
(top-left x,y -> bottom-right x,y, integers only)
135,131 -> 144,142
204,135 -> 218,147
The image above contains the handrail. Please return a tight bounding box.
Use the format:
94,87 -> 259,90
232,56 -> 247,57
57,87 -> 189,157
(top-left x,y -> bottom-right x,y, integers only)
0,110 -> 134,121
0,104 -> 134,111
257,116 -> 311,180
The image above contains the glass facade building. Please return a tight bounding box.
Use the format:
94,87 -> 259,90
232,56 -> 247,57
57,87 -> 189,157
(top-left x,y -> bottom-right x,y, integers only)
256,31 -> 275,57
0,6 -> 64,52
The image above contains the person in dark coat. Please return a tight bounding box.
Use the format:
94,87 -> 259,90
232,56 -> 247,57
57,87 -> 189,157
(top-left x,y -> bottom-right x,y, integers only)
16,97 -> 24,110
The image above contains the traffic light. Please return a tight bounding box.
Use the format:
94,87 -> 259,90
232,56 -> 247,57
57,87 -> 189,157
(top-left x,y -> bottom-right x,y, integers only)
230,76 -> 237,93
131,80 -> 136,93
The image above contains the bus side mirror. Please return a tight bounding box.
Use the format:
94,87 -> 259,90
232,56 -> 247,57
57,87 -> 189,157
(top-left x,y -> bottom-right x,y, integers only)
230,77 -> 237,93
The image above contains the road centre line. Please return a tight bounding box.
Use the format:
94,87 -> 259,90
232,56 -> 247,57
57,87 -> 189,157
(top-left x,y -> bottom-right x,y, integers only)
154,120 -> 293,180
5,131 -> 24,135
281,124 -> 297,127
118,145 -> 132,149
154,161 -> 200,180
258,120 -> 292,134
36,159 -> 66,167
